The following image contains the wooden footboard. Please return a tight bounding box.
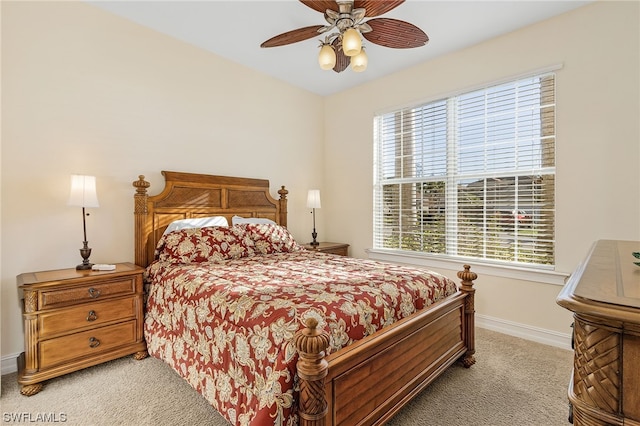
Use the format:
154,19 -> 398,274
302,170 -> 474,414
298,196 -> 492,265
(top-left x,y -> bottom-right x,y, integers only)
295,265 -> 477,426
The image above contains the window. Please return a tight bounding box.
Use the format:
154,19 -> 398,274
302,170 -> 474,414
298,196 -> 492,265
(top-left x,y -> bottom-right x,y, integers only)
373,73 -> 555,268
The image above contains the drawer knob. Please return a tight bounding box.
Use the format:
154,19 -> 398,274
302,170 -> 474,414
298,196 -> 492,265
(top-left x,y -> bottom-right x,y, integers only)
86,310 -> 98,321
88,337 -> 100,348
88,288 -> 101,298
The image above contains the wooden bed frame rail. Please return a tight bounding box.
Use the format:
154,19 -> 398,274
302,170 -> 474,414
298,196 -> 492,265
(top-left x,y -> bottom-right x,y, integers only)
133,171 -> 476,426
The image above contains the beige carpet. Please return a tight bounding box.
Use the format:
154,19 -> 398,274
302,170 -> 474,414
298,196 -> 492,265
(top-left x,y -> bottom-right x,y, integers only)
1,328 -> 573,425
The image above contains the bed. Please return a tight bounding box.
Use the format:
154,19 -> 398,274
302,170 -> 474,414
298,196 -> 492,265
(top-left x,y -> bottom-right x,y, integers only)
133,171 -> 477,426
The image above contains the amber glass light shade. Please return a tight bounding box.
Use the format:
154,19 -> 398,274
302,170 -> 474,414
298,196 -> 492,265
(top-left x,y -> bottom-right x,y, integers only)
351,48 -> 368,72
342,28 -> 362,57
318,44 -> 337,70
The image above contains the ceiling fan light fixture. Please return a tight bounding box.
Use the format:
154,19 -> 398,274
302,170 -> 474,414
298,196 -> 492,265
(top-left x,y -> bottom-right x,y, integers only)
318,43 -> 337,70
350,47 -> 368,72
342,28 -> 361,56
261,1 -> 428,75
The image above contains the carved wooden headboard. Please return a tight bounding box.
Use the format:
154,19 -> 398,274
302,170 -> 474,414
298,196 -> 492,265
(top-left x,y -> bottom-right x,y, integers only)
132,171 -> 288,267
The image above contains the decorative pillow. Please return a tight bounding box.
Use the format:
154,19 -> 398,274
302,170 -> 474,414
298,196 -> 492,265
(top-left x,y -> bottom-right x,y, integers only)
231,215 -> 277,225
156,226 -> 246,264
236,223 -> 303,255
163,216 -> 228,236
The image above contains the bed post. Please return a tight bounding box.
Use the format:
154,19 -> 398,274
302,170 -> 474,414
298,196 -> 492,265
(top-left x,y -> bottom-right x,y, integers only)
457,264 -> 477,367
132,175 -> 150,267
295,318 -> 330,426
278,185 -> 288,227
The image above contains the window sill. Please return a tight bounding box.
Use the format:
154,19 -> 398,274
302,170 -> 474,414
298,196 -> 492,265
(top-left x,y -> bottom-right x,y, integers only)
365,249 -> 570,286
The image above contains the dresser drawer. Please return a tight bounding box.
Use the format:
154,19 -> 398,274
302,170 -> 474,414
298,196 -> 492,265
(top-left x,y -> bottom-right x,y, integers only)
40,277 -> 137,309
38,297 -> 137,338
39,320 -> 137,369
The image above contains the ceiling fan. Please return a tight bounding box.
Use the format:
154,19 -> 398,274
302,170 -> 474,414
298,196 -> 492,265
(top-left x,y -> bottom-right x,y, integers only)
260,0 -> 428,73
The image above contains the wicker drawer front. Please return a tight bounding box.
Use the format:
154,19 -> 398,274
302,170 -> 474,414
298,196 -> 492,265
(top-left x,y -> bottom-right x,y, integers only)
39,320 -> 137,369
38,297 -> 137,338
40,278 -> 136,309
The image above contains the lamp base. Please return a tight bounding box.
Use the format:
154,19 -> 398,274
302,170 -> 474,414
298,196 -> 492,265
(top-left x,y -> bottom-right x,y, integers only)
76,262 -> 94,270
77,243 -> 93,270
309,241 -> 319,246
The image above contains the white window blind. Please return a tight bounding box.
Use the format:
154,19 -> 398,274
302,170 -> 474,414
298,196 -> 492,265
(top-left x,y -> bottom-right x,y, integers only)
373,73 -> 556,267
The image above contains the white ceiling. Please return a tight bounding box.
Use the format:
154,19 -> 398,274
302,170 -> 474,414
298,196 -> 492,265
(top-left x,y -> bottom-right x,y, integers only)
90,0 -> 592,96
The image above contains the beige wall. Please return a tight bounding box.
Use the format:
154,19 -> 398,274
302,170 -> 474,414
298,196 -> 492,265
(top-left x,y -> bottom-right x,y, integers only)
1,2 -> 324,360
2,1 -> 639,365
322,1 -> 640,336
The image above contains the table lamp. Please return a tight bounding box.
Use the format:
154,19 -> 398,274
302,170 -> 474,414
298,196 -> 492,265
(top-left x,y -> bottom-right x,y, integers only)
68,175 -> 99,270
306,189 -> 321,246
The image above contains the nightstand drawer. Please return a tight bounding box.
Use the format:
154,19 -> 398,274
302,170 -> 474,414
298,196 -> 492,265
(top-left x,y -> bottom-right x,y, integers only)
39,320 -> 137,369
39,297 -> 137,338
40,277 -> 137,309
302,242 -> 349,256
320,246 -> 349,256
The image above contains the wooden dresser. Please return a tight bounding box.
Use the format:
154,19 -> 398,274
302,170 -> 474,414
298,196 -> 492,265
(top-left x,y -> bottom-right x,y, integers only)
17,263 -> 148,396
556,240 -> 640,426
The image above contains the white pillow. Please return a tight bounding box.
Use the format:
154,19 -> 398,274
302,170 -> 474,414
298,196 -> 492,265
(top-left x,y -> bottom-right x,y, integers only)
163,216 -> 229,235
231,215 -> 276,225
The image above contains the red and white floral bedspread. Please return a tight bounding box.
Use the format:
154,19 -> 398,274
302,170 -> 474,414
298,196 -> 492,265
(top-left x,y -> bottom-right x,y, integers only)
143,225 -> 458,426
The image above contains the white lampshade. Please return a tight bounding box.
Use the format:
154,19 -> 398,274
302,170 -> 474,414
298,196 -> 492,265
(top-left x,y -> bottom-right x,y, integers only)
68,175 -> 99,208
342,28 -> 362,57
318,44 -> 337,70
350,48 -> 368,72
306,189 -> 321,209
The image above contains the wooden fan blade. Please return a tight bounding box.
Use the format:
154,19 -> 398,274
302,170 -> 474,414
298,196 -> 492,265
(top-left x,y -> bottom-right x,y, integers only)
332,38 -> 349,73
261,25 -> 325,48
355,0 -> 405,17
299,0 -> 339,14
362,18 -> 428,48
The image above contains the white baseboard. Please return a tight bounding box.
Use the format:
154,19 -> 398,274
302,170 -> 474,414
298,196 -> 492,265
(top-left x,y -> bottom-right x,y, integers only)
2,352 -> 19,376
477,314 -> 572,350
1,316 -> 571,377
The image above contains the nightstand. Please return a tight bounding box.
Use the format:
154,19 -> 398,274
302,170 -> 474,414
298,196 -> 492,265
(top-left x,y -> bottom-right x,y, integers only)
16,262 -> 147,396
302,242 -> 349,256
